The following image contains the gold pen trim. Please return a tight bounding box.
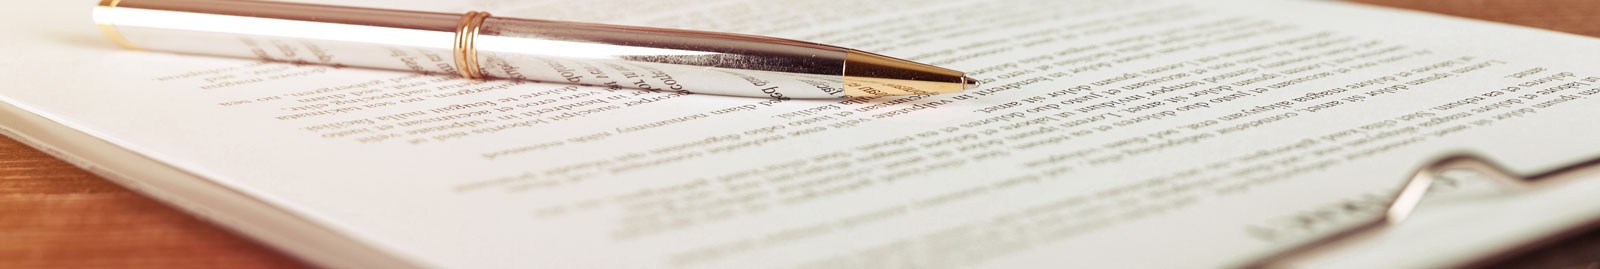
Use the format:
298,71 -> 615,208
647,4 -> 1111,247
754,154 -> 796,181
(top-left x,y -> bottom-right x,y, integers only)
95,0 -> 142,50
840,50 -> 970,98
467,12 -> 490,78
453,11 -> 490,79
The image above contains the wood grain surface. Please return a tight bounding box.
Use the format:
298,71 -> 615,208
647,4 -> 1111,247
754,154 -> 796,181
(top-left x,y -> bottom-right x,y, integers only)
3,1 -> 1600,268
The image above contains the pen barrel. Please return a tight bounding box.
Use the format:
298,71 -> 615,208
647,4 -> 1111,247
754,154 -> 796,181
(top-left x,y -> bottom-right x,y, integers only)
93,0 -> 864,99
473,18 -> 850,99
96,0 -> 465,77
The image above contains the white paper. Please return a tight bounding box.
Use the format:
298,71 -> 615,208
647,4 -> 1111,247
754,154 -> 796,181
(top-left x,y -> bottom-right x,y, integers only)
7,0 -> 1600,267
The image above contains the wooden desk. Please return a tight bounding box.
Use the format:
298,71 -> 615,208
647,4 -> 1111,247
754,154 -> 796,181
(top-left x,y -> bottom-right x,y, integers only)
3,1 -> 1600,268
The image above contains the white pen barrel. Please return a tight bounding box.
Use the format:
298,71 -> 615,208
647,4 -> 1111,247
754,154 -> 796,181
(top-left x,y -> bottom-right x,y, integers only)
94,0 -> 855,99
473,17 -> 850,99
96,0 -> 465,75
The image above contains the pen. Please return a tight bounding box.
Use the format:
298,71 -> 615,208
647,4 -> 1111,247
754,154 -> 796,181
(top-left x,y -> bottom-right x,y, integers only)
93,0 -> 979,99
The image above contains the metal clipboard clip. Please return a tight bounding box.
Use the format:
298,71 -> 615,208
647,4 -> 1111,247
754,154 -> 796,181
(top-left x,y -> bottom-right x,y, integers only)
1244,153 -> 1600,268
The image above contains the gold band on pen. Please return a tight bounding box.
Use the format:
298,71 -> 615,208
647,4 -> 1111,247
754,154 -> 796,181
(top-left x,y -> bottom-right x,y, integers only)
95,0 -> 143,50
453,11 -> 490,79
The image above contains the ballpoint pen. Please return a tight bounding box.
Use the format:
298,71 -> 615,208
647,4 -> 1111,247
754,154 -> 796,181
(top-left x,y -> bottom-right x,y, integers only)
92,0 -> 980,99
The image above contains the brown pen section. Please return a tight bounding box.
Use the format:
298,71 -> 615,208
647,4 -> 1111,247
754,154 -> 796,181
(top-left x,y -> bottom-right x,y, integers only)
842,49 -> 976,97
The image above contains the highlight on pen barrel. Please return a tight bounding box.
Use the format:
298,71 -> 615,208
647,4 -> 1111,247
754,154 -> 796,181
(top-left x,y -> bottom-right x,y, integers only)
90,0 -> 974,99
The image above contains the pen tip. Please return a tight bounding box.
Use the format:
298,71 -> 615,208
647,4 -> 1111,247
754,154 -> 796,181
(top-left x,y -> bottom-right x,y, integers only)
838,49 -> 975,97
964,76 -> 981,90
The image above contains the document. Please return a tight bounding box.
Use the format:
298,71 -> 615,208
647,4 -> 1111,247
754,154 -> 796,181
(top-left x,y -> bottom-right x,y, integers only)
7,0 -> 1600,267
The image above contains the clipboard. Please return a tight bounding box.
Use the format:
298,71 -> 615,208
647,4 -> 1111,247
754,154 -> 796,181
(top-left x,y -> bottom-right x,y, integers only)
1244,153 -> 1600,268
